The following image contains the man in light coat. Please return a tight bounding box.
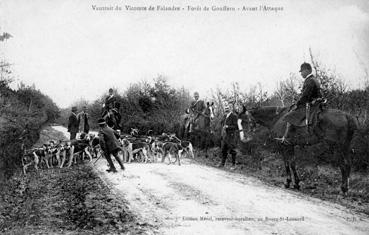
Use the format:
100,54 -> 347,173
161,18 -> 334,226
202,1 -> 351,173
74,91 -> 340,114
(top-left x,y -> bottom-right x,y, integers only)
77,105 -> 90,134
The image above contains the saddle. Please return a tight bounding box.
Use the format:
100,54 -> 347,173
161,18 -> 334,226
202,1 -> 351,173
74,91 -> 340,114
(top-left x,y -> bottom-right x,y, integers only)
189,113 -> 200,132
299,98 -> 327,128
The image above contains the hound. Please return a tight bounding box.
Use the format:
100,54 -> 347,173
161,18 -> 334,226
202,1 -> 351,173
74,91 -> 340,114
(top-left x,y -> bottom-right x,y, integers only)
169,134 -> 195,158
121,138 -> 152,163
22,148 -> 43,175
161,142 -> 182,166
62,137 -> 93,168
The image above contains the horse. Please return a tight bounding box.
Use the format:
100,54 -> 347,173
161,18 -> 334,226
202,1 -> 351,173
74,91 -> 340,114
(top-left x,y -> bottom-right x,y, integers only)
237,105 -> 358,194
102,108 -> 121,130
189,102 -> 215,157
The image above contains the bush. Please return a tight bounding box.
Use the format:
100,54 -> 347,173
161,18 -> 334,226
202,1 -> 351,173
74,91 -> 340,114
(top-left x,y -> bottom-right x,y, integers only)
0,82 -> 59,181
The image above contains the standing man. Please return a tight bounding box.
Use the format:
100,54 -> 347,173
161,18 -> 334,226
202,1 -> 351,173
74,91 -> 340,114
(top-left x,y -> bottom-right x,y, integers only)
68,106 -> 79,140
217,101 -> 239,170
189,91 -> 206,132
181,108 -> 191,139
78,105 -> 90,134
276,62 -> 322,143
98,118 -> 125,173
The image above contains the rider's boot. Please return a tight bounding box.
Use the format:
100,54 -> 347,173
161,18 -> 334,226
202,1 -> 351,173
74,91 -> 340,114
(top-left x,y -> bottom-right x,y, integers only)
275,122 -> 291,144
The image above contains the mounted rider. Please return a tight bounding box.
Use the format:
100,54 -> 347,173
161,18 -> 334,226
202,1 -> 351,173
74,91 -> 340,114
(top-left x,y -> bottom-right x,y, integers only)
188,91 -> 207,133
103,88 -> 116,113
276,62 -> 322,143
102,88 -> 120,129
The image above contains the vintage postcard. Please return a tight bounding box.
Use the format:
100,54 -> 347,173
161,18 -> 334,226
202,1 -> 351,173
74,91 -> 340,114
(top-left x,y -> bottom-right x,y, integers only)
1,0 -> 369,234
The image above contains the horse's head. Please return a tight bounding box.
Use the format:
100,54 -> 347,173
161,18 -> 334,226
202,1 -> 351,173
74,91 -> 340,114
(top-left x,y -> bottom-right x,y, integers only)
237,105 -> 256,143
237,105 -> 288,143
244,106 -> 287,127
206,102 -> 215,120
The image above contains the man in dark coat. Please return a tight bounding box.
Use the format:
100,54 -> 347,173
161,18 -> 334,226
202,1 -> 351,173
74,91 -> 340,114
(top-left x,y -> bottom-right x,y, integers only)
68,106 -> 79,140
111,102 -> 122,130
77,106 -> 90,134
217,102 -> 239,170
189,91 -> 206,132
277,62 -> 322,143
103,88 -> 116,112
98,118 -> 125,172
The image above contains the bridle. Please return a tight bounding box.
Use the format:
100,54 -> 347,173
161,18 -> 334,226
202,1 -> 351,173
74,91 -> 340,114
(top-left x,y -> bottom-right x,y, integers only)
238,110 -> 256,142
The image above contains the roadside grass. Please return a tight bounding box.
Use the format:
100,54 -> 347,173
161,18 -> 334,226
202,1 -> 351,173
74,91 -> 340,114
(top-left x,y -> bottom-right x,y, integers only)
193,147 -> 369,216
0,125 -> 157,234
0,165 -> 156,234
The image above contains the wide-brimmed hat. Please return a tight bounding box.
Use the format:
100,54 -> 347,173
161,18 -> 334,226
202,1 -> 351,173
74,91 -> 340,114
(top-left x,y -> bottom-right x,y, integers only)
98,118 -> 106,125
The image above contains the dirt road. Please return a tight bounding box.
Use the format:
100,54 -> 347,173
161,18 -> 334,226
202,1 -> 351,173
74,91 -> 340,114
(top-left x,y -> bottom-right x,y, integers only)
54,126 -> 369,235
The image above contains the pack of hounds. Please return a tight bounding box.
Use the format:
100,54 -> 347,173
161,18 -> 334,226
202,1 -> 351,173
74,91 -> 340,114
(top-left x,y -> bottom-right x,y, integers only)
21,128 -> 194,175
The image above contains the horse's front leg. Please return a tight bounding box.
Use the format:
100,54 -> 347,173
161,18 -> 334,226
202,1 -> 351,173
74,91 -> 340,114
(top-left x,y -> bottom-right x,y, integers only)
283,157 -> 292,188
339,152 -> 351,194
340,165 -> 348,194
177,151 -> 181,166
204,138 -> 209,158
290,160 -> 300,190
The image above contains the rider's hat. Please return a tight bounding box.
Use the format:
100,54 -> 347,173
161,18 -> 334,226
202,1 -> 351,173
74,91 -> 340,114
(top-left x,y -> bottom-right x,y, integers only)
98,118 -> 106,125
299,62 -> 312,72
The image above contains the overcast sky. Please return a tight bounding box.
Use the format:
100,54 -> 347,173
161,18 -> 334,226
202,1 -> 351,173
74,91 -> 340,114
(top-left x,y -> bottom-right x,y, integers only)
1,0 -> 368,108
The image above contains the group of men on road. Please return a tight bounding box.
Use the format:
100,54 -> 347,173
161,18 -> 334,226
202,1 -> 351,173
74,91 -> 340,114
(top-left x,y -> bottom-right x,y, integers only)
67,88 -> 125,173
67,105 -> 90,140
182,62 -> 322,169
67,88 -> 119,141
180,90 -> 240,170
66,62 -> 322,172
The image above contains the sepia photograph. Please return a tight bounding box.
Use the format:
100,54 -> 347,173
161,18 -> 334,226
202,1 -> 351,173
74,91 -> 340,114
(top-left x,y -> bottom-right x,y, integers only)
1,0 -> 369,234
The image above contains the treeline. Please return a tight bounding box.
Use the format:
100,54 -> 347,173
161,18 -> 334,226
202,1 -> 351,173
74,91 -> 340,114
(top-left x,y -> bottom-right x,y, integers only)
57,76 -> 192,136
0,78 -> 60,181
59,58 -> 369,136
57,54 -> 369,172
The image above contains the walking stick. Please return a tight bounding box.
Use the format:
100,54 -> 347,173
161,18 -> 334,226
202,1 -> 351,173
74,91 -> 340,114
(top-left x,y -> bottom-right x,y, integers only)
93,149 -> 104,165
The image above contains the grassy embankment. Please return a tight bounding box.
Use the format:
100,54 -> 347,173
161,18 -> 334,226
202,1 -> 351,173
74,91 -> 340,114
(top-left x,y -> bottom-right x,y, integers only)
0,126 -> 156,234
